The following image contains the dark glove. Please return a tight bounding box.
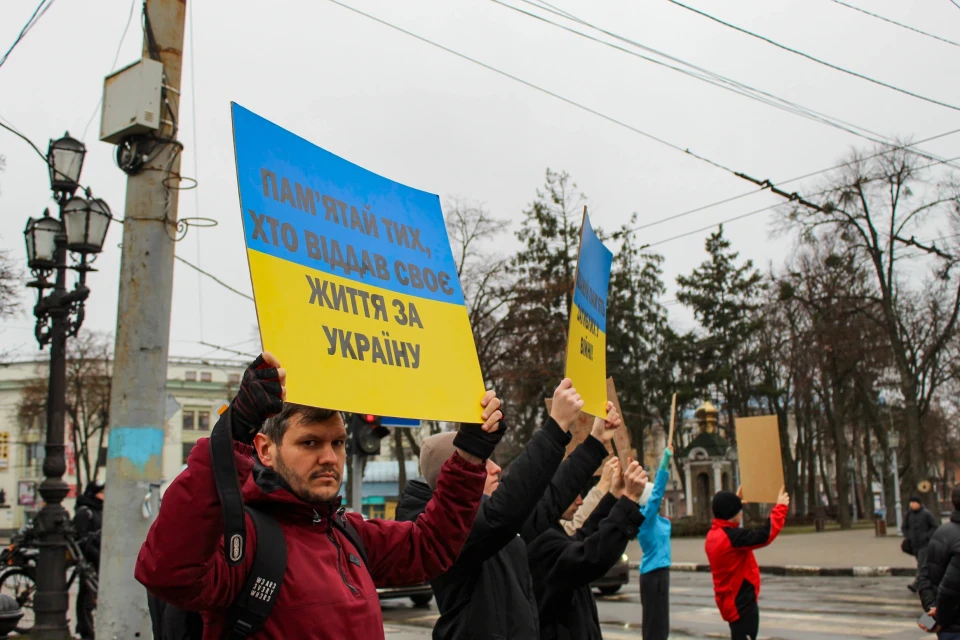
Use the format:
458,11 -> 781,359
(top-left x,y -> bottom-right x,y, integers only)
229,354 -> 284,444
453,418 -> 508,461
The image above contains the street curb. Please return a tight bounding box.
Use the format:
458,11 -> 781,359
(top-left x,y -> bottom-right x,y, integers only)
638,562 -> 915,578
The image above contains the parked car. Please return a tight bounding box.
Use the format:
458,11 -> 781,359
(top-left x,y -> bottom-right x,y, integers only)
377,582 -> 434,607
592,553 -> 630,596
358,514 -> 433,606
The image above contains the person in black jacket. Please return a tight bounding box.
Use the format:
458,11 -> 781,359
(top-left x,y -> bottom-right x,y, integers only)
906,495 -> 940,592
73,481 -> 103,640
524,432 -> 647,640
395,378 -> 623,640
918,486 -> 960,636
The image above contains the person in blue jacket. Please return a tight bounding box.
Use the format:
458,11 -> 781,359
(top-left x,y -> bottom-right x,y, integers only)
637,445 -> 674,640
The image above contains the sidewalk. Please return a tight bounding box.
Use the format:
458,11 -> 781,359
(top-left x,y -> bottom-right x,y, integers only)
626,528 -> 918,577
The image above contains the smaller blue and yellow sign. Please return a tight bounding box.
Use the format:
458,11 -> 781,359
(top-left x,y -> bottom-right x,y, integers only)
565,209 -> 613,418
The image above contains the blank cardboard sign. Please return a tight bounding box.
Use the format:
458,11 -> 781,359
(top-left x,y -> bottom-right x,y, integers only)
544,398 -> 614,475
735,415 -> 784,504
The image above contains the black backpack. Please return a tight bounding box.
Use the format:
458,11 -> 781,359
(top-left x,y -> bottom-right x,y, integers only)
147,411 -> 369,639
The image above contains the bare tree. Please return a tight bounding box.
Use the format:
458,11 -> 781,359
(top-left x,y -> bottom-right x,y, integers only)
785,145 -> 960,508
17,331 -> 112,490
445,197 -> 514,383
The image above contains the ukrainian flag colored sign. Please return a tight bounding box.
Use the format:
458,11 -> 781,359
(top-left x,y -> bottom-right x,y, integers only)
564,210 -> 613,418
230,103 -> 485,423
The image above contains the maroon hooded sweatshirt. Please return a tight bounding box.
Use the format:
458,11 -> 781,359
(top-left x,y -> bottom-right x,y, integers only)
135,437 -> 485,639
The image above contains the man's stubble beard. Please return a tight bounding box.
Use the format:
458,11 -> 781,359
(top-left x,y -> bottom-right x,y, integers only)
274,448 -> 342,505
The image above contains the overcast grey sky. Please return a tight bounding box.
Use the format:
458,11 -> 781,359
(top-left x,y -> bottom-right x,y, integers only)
0,0 -> 957,363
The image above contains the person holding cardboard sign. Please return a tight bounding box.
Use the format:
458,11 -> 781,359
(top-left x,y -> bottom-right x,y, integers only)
394,378 -> 590,640
636,445 -> 675,640
706,485 -> 790,640
136,352 -> 506,640
524,410 -> 649,640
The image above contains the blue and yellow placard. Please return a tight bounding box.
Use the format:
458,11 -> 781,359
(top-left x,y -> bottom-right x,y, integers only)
230,103 -> 485,422
565,209 -> 614,418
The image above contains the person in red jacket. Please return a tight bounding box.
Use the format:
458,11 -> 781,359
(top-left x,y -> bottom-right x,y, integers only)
135,353 -> 505,640
705,486 -> 790,640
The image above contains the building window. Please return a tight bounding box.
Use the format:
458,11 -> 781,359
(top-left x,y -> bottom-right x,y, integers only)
182,409 -> 210,431
182,442 -> 195,463
185,371 -> 197,382
200,372 -> 212,383
228,373 -> 241,385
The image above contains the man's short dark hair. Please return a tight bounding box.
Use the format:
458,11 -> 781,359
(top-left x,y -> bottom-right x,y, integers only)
261,403 -> 342,444
952,485 -> 960,511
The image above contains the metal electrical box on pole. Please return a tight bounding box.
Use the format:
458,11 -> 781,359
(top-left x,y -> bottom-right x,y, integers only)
97,0 -> 187,636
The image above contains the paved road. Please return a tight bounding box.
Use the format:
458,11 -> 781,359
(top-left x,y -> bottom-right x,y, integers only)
655,529 -> 914,570
382,571 -> 930,639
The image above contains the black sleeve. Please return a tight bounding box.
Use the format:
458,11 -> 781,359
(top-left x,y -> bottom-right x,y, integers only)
73,506 -> 91,537
572,493 -> 617,542
918,534 -> 941,611
936,540 -> 960,627
452,418 -> 569,569
722,507 -> 786,551
529,497 -> 643,613
521,435 -> 608,543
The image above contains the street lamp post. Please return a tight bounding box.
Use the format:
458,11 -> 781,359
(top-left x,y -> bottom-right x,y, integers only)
24,133 -> 111,639
890,430 -> 903,536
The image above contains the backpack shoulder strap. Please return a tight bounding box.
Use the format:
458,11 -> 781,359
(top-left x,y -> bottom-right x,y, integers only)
331,511 -> 369,568
222,506 -> 286,639
210,410 -> 247,567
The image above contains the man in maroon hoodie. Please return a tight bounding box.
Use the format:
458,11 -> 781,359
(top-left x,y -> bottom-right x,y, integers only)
135,353 -> 504,640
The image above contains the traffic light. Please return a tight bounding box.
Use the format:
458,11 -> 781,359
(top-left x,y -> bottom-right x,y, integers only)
348,413 -> 390,456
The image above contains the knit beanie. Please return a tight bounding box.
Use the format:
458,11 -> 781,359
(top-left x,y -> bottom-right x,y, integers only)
712,490 -> 743,520
910,495 -> 923,505
420,432 -> 458,490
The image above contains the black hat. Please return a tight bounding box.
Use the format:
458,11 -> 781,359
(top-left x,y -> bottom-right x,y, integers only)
712,490 -> 743,520
910,495 -> 923,505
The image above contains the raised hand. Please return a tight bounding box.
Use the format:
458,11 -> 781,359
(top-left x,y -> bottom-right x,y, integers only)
610,459 -> 625,498
776,486 -> 790,507
479,390 -> 503,433
230,352 -> 286,444
597,457 -> 618,494
590,401 -> 622,443
550,379 -> 584,430
453,390 -> 508,464
623,460 -> 649,503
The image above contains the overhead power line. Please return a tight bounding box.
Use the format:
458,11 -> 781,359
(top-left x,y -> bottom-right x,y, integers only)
665,0 -> 960,113
326,0 -> 959,230
325,0 -> 740,177
828,0 -> 960,49
950,0 -> 960,12
0,0 -> 56,71
501,0 -> 884,145
643,153 -> 960,249
174,255 -> 253,302
508,0 -> 958,169
625,128 -> 960,234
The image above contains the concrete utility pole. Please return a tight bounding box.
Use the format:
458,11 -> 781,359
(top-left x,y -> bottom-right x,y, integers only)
98,0 -> 186,637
